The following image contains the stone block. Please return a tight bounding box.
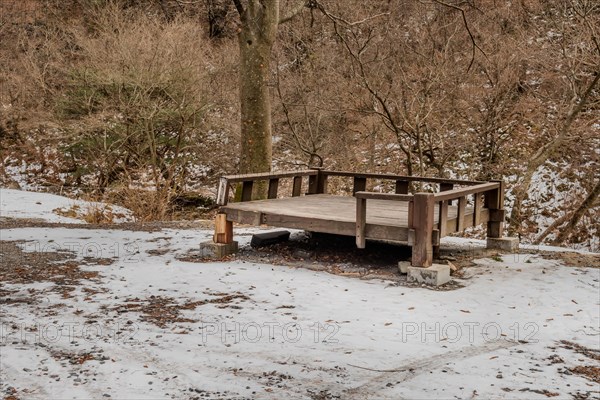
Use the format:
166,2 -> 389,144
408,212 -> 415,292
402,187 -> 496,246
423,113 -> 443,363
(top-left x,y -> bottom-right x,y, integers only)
407,264 -> 451,286
199,241 -> 239,259
398,261 -> 411,274
486,237 -> 519,252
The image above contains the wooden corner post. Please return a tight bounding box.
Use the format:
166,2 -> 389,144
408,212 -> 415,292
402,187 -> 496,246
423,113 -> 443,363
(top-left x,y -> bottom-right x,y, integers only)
214,213 -> 234,244
411,193 -> 435,267
485,180 -> 505,239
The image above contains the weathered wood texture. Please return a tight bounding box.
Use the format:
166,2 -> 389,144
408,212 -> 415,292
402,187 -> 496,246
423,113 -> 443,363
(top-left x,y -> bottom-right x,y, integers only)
412,193 -> 434,267
222,194 -> 487,242
215,169 -> 504,267
214,213 -> 233,244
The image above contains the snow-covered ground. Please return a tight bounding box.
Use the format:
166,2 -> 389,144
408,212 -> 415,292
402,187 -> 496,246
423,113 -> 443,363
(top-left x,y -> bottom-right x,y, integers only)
1,190 -> 599,399
0,188 -> 134,224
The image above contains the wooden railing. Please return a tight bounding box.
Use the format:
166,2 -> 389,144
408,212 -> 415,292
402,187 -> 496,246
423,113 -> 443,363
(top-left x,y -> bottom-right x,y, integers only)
354,180 -> 504,267
216,168 -> 486,205
216,168 -> 505,268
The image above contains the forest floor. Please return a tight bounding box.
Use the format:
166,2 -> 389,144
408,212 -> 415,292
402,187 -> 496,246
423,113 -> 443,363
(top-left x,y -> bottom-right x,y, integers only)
1,189 -> 599,400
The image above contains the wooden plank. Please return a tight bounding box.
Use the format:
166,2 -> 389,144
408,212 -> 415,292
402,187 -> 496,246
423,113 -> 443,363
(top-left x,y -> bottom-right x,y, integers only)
434,182 -> 500,202
267,178 -> 279,199
440,183 -> 453,192
223,169 -> 317,183
241,181 -> 253,202
356,197 -> 367,248
438,200 -> 448,236
213,213 -> 233,244
262,213 -> 356,236
457,196 -> 466,232
355,191 -> 414,202
223,208 -> 262,225
395,180 -> 409,194
473,193 -> 482,226
216,177 -> 229,206
292,176 -> 302,197
353,177 -> 367,196
411,193 -> 434,267
321,170 -> 484,185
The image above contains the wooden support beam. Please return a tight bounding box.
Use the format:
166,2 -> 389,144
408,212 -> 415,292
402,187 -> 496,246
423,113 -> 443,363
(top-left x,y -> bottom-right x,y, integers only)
353,177 -> 367,196
356,197 -> 367,248
267,178 -> 279,199
485,180 -> 505,238
241,181 -> 253,202
395,180 -> 409,194
307,174 -> 318,194
432,229 -> 440,259
214,213 -> 233,244
457,196 -> 466,232
411,193 -> 434,267
317,171 -> 328,194
473,193 -> 482,226
440,182 -> 453,205
438,200 -> 448,237
292,176 -> 302,197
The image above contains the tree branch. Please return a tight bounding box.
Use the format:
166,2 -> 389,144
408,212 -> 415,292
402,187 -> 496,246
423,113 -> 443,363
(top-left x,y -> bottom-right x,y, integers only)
279,0 -> 308,24
430,0 -> 486,72
232,0 -> 244,16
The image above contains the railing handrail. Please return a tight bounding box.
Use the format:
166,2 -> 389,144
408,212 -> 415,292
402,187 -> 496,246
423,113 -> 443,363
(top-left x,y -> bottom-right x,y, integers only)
320,170 -> 484,185
433,181 -> 500,202
355,191 -> 414,202
221,169 -> 318,183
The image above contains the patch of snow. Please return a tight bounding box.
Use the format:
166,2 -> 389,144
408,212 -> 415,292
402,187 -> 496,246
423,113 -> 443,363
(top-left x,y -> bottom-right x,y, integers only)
0,188 -> 134,224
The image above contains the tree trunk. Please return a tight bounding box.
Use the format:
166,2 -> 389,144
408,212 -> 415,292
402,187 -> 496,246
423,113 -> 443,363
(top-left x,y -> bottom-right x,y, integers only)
237,1 -> 279,177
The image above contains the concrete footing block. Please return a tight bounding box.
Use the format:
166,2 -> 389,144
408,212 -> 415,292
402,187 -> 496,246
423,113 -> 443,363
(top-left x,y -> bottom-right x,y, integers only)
199,241 -> 239,259
398,261 -> 411,274
486,237 -> 519,252
407,264 -> 451,286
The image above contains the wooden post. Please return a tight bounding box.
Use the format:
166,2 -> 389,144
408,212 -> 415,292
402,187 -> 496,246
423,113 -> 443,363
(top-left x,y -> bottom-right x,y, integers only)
317,170 -> 328,194
457,196 -> 466,232
353,177 -> 367,196
486,180 -> 505,238
241,181 -> 253,202
267,178 -> 279,199
356,197 -> 367,248
438,200 -> 448,236
440,182 -> 453,206
395,180 -> 409,194
216,177 -> 230,206
411,193 -> 434,267
308,169 -> 327,194
473,193 -> 482,226
307,175 -> 317,194
292,176 -> 302,197
214,213 -> 233,244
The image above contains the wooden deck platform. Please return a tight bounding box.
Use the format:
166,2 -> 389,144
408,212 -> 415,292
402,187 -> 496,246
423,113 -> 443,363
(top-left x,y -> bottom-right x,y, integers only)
222,194 -> 489,244
214,169 -> 506,267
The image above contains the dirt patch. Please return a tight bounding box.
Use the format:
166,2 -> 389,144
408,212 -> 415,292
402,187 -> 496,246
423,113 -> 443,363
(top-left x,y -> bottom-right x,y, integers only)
560,340 -> 600,362
569,365 -> 600,384
539,252 -> 600,268
0,241 -> 98,285
104,292 -> 251,328
0,216 -> 212,231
